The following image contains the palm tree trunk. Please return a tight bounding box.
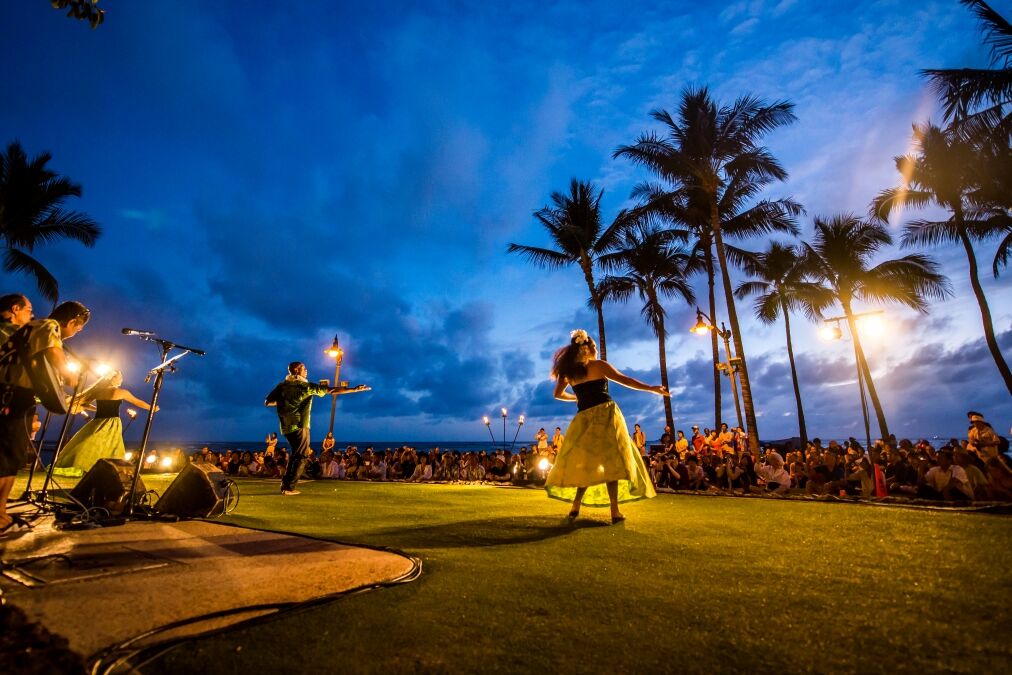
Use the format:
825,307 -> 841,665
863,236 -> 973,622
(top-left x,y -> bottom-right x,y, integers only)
580,255 -> 607,360
704,237 -> 721,428
842,300 -> 890,439
656,312 -> 674,432
781,302 -> 808,447
710,206 -> 760,454
959,229 -> 1012,397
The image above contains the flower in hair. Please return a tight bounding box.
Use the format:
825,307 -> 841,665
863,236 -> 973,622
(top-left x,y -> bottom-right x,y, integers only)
570,329 -> 589,344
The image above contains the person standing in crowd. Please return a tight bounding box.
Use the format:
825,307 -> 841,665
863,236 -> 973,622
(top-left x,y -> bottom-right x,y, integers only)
632,423 -> 647,456
691,426 -> 705,454
535,428 -> 549,456
675,430 -> 690,459
0,294 -> 33,343
52,370 -> 156,477
0,301 -> 90,533
265,361 -> 367,496
551,426 -> 565,452
545,329 -> 666,524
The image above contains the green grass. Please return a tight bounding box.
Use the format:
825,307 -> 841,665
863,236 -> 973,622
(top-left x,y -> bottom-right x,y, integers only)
14,475 -> 1012,673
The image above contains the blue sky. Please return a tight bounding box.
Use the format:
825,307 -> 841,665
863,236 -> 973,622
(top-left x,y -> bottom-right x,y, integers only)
2,0 -> 1010,444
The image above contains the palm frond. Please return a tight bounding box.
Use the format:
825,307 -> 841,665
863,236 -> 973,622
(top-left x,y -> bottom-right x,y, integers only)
505,243 -> 573,270
3,247 -> 58,302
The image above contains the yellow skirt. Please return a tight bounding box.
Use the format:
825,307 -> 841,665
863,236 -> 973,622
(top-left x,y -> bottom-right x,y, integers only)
545,401 -> 656,506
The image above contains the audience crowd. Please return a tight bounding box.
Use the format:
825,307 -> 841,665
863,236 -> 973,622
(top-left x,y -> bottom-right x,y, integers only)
188,411 -> 1012,503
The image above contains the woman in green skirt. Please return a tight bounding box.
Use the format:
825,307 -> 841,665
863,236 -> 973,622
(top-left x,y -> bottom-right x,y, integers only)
52,371 -> 155,477
546,329 -> 669,523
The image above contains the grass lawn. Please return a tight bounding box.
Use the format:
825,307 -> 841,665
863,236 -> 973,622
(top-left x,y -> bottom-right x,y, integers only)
15,475 -> 1012,673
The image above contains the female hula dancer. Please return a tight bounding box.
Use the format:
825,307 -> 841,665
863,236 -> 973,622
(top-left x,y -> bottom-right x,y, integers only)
546,329 -> 669,524
52,370 -> 156,477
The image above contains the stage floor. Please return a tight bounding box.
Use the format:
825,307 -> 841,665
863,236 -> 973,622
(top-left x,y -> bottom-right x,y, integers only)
0,514 -> 418,660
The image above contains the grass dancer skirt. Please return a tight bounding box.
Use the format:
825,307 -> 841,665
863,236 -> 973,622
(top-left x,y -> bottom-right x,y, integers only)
545,400 -> 656,506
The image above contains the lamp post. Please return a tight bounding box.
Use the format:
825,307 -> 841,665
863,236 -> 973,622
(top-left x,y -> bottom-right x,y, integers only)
511,414 -> 525,451
323,335 -> 344,441
821,309 -> 884,451
692,307 -> 743,430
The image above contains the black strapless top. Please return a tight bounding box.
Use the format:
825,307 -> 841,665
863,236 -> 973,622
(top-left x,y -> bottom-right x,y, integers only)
571,378 -> 612,411
94,399 -> 123,419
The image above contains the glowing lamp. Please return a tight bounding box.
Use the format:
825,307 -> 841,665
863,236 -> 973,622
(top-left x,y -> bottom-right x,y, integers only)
126,408 -> 138,419
501,408 -> 507,418
324,336 -> 342,359
124,451 -> 134,461
482,415 -> 490,426
820,324 -> 843,341
144,453 -> 157,465
691,309 -> 711,335
858,314 -> 885,338
518,414 -> 525,425
537,458 -> 551,472
66,360 -> 81,373
160,456 -> 174,469
93,363 -> 112,376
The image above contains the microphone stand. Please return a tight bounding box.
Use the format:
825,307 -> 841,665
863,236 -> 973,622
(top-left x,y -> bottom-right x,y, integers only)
18,411 -> 52,501
124,334 -> 205,518
37,371 -> 89,504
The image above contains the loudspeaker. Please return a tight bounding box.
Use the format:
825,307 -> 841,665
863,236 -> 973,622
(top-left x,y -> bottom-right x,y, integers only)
155,462 -> 232,518
69,458 -> 146,515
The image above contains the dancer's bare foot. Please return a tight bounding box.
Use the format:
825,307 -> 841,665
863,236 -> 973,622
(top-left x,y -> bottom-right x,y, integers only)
610,512 -> 625,525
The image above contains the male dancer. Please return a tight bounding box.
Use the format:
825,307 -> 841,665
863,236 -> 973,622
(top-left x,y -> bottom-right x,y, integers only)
0,301 -> 89,533
265,361 -> 367,495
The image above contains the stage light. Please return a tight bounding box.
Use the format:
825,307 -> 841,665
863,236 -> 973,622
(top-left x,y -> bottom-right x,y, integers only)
160,456 -> 173,469
145,453 -> 157,465
538,458 -> 550,472
94,363 -> 112,376
124,451 -> 134,461
66,360 -> 81,373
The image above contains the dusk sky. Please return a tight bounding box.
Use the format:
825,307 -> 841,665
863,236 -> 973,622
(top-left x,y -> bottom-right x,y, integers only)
2,0 -> 1011,445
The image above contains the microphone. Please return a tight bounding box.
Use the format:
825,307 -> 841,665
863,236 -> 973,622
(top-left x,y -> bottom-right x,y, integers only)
122,328 -> 155,336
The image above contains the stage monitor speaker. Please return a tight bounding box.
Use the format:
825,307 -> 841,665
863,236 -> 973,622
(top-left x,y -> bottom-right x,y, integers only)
69,458 -> 146,515
155,462 -> 233,518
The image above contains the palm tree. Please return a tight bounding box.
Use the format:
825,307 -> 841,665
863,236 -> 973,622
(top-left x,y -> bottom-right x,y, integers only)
508,179 -> 625,359
922,1 -> 1011,134
624,180 -> 801,430
803,215 -> 952,439
0,140 -> 101,302
598,225 -> 695,431
872,122 -> 1012,397
614,86 -> 799,454
735,242 -> 832,447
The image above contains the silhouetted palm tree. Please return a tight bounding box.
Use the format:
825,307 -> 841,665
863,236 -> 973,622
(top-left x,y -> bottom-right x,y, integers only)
0,140 -> 100,302
735,242 -> 832,447
598,225 -> 695,431
872,122 -> 1012,397
508,179 -> 625,359
625,180 -> 801,430
922,0 -> 1011,133
803,216 -> 952,439
614,86 -> 798,453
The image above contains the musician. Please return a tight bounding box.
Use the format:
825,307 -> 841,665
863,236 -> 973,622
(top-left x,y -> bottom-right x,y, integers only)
265,361 -> 367,495
0,301 -> 89,534
0,293 -> 34,343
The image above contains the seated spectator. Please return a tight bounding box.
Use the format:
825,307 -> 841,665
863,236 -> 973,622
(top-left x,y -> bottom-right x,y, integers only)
885,448 -> 917,495
237,451 -> 256,477
953,450 -> 988,500
320,450 -> 343,479
399,449 -> 417,480
227,451 -> 242,476
918,450 -> 972,501
845,456 -> 874,497
715,453 -> 748,491
681,455 -> 706,490
407,453 -> 432,482
486,455 -> 512,483
754,451 -> 790,495
367,452 -> 388,480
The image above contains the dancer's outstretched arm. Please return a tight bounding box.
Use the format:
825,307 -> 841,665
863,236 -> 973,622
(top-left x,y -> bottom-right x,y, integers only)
596,361 -> 669,396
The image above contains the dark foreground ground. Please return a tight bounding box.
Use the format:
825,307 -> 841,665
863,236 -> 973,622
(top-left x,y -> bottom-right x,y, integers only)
6,477 -> 1012,673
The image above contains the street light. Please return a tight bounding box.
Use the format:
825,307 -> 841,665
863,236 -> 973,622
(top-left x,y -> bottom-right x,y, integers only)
821,309 -> 885,450
323,335 -> 344,442
691,307 -> 743,430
